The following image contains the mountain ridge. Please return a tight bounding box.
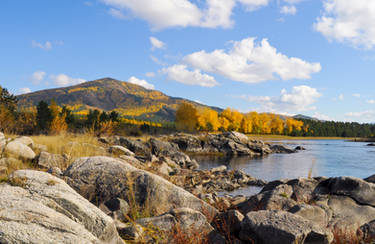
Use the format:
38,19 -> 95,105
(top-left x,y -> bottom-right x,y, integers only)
17,78 -> 222,122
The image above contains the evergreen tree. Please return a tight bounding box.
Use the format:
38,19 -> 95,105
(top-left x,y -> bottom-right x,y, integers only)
36,100 -> 52,132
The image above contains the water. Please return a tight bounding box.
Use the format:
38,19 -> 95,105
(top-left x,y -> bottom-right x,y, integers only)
194,140 -> 375,196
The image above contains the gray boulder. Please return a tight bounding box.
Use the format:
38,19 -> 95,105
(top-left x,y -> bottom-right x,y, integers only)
4,140 -> 36,160
115,137 -> 151,156
37,151 -> 68,169
0,170 -> 123,244
239,210 -> 332,244
108,145 -> 135,157
63,156 -> 217,217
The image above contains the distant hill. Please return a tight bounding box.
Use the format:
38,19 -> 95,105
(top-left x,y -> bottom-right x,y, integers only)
293,114 -> 320,121
17,78 -> 222,122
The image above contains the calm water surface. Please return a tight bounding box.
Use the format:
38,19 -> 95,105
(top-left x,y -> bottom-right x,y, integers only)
195,140 -> 375,196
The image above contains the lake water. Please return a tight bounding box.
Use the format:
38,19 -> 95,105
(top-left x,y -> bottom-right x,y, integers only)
195,140 -> 375,196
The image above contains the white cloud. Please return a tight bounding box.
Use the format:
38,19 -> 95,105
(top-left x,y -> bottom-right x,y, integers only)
17,88 -> 31,95
345,110 -> 375,122
183,37 -> 321,84
150,37 -> 166,50
162,64 -> 218,87
282,0 -> 303,3
352,93 -> 361,98
240,85 -> 322,113
338,94 -> 344,100
31,71 -> 46,84
109,8 -> 128,19
50,74 -> 86,87
128,76 -> 155,89
314,0 -> 375,49
280,5 -> 296,15
313,112 -> 332,121
150,55 -> 167,66
100,0 -> 270,30
368,99 -> 375,104
145,72 -> 156,77
32,41 -> 52,50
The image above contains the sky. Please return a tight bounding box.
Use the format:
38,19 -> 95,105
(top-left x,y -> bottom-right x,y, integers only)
2,0 -> 375,123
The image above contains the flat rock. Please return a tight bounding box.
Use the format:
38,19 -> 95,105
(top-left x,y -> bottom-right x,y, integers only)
239,210 -> 332,244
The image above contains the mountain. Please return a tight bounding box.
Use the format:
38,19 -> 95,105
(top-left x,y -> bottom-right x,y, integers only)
17,78 -> 222,122
293,114 -> 320,121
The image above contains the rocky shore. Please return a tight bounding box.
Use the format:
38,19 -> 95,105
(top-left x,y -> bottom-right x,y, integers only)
1,131 -> 374,243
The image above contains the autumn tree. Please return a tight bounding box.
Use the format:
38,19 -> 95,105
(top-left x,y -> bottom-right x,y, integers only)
197,108 -> 220,131
220,108 -> 243,131
270,114 -> 284,134
240,113 -> 253,134
0,85 -> 17,112
175,103 -> 198,132
286,118 -> 304,135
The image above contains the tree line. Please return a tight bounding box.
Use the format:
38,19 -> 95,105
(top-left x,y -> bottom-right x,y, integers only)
175,103 -> 305,135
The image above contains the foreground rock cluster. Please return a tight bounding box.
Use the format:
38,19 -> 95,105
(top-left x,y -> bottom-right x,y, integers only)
2,131 -> 375,243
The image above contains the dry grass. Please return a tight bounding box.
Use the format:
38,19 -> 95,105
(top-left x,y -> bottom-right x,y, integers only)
331,227 -> 363,244
30,133 -> 109,169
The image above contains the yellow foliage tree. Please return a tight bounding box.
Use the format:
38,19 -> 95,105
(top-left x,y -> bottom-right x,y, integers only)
270,114 -> 284,134
50,113 -> 68,134
240,113 -> 253,134
49,99 -> 60,120
220,108 -> 243,131
286,118 -> 304,134
175,103 -> 198,132
197,108 -> 220,131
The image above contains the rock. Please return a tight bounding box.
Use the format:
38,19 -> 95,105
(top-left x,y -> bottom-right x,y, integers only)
239,210 -> 332,244
315,176 -> 375,207
289,204 -> 330,227
99,137 -> 110,144
0,165 -> 7,174
13,136 -> 34,148
63,156 -> 217,218
364,174 -> 375,183
215,210 -> 244,235
295,146 -> 306,150
37,151 -> 68,169
108,145 -> 135,157
367,143 -> 375,146
115,137 -> 151,156
270,144 -> 296,153
0,170 -> 123,244
211,165 -> 227,173
102,198 -> 130,222
119,155 -> 144,169
149,138 -> 195,169
360,220 -> 375,241
170,208 -> 214,233
0,132 -> 5,152
115,222 -> 145,242
4,140 -> 36,160
235,184 -> 297,214
47,167 -> 63,177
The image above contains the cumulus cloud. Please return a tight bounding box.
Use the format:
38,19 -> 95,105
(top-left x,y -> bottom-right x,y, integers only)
128,76 -> 155,89
31,71 -> 46,84
32,41 -> 52,50
345,110 -> 375,122
162,64 -> 218,87
50,74 -> 86,87
240,85 -> 322,113
17,88 -> 31,95
150,37 -> 166,50
100,0 -> 270,30
183,38 -> 321,84
280,5 -> 297,15
314,0 -> 375,49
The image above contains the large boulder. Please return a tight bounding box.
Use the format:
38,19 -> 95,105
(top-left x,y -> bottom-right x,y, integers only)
4,140 -> 36,160
0,170 -> 123,244
108,145 -> 135,157
63,156 -> 217,217
239,210 -> 333,244
13,136 -> 34,148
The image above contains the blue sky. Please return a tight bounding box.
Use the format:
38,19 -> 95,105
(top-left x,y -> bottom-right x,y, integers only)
2,0 -> 375,122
